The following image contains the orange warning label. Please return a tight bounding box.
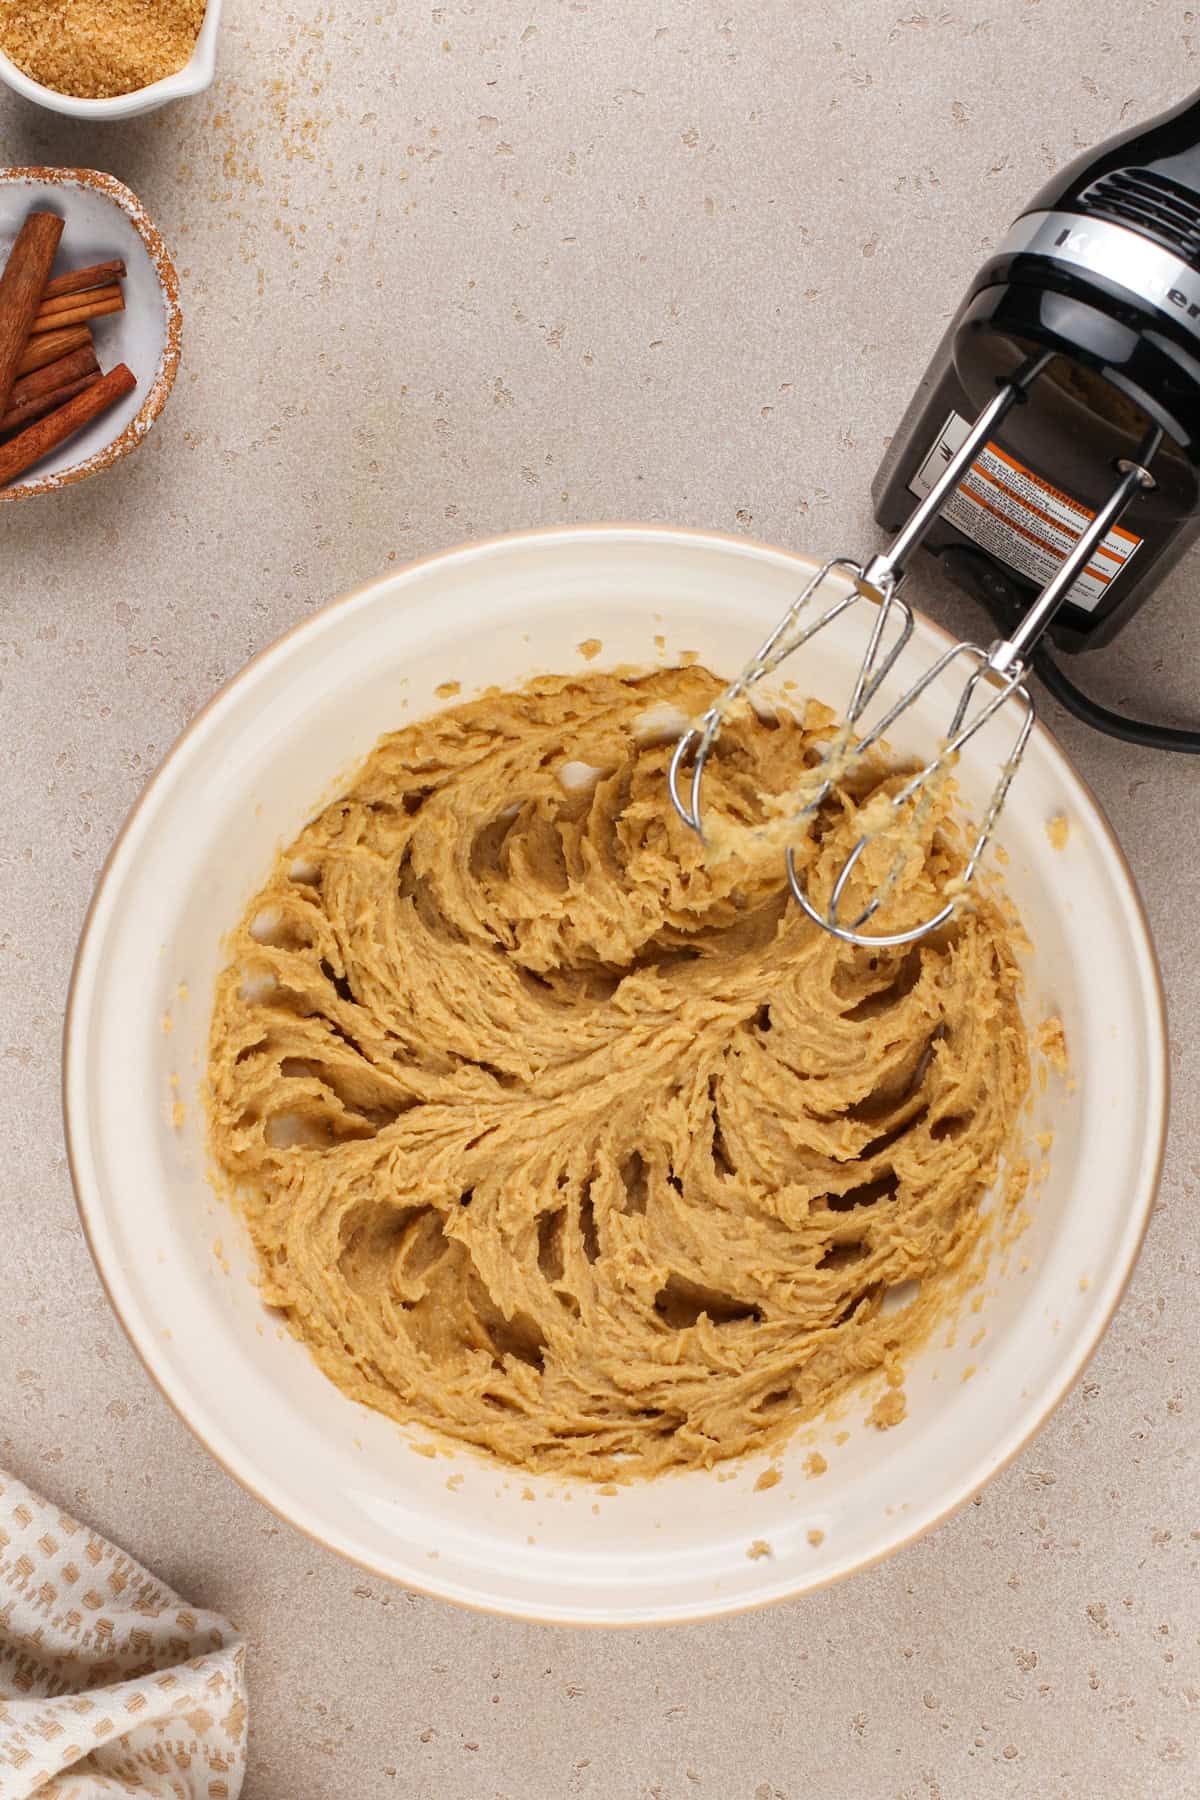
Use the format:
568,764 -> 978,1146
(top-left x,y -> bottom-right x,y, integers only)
910,410 -> 1142,613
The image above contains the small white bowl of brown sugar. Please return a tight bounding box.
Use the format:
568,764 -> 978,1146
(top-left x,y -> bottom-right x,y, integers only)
0,0 -> 222,119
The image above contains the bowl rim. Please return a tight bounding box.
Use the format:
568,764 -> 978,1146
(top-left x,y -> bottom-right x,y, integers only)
0,166 -> 182,502
0,0 -> 222,117
62,522 -> 1170,1627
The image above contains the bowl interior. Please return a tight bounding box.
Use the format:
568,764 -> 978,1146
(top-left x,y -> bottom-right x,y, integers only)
65,528 -> 1165,1624
0,171 -> 177,495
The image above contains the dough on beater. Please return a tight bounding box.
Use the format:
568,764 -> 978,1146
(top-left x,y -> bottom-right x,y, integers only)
207,668 -> 1029,1479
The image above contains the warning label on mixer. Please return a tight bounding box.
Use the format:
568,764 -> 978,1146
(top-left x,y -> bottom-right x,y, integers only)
909,410 -> 1142,612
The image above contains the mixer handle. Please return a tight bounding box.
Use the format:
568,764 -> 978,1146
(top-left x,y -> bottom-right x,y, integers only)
859,355 -> 1053,597
862,355 -> 1160,687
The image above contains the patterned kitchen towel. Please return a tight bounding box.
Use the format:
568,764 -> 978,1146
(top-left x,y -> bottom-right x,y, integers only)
0,1469 -> 246,1799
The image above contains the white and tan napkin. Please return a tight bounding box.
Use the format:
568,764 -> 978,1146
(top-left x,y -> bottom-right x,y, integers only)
0,1470 -> 246,1800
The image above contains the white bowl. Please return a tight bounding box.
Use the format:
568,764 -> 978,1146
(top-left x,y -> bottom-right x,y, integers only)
0,0 -> 221,118
0,168 -> 181,501
64,527 -> 1167,1626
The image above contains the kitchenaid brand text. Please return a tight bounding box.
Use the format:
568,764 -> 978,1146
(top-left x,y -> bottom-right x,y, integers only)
997,211 -> 1200,344
1053,224 -> 1200,319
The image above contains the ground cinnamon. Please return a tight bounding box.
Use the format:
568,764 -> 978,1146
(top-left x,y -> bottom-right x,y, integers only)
0,0 -> 206,99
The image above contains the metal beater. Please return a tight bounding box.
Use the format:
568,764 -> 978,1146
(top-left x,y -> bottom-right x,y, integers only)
668,358 -> 1160,949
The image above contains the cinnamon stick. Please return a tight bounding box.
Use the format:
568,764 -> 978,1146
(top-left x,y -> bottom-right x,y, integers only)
7,344 -> 99,408
0,362 -> 135,488
0,211 -> 64,415
42,258 -> 126,301
35,281 -> 123,324
15,324 -> 92,378
0,372 -> 100,437
30,292 -> 124,334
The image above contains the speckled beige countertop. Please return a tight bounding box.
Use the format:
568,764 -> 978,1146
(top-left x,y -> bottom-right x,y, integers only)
2,2 -> 1198,1795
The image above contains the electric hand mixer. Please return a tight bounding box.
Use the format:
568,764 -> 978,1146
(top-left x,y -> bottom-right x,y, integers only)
670,87 -> 1200,948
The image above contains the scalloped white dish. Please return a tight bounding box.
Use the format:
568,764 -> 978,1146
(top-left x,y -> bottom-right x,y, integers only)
0,168 -> 181,501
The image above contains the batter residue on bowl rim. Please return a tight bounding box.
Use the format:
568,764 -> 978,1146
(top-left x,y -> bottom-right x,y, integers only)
206,666 -> 1030,1480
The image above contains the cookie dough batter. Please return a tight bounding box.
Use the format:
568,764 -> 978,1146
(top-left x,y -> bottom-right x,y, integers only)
207,668 -> 1029,1478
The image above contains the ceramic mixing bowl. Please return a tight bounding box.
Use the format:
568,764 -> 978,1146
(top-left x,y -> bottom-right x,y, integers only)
64,526 -> 1167,1625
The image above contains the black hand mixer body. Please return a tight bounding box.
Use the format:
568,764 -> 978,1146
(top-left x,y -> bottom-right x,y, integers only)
670,90 -> 1200,952
874,88 -> 1200,656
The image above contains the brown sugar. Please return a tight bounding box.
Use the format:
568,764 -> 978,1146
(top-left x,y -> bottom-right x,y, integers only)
0,0 -> 205,99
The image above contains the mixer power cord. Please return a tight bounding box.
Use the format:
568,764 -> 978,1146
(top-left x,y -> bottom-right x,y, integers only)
1029,648 -> 1200,752
970,585 -> 1200,752
1029,643 -> 1200,753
